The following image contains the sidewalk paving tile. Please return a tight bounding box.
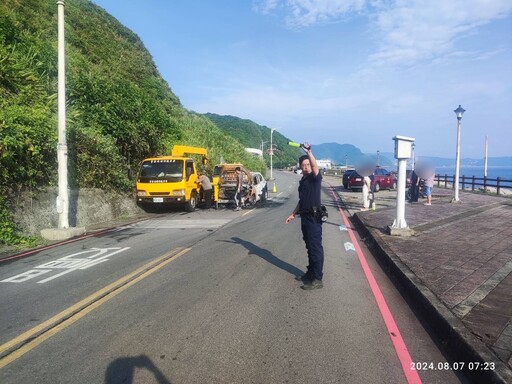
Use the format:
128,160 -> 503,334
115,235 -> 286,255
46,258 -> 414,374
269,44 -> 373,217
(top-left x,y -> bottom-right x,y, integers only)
326,175 -> 512,383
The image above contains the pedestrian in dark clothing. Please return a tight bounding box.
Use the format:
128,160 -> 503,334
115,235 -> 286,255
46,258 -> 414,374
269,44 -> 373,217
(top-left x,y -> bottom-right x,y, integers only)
234,167 -> 243,210
409,170 -> 420,202
285,143 -> 324,290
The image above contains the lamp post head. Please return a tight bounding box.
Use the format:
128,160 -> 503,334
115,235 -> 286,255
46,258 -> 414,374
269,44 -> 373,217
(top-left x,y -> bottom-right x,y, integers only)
454,105 -> 465,121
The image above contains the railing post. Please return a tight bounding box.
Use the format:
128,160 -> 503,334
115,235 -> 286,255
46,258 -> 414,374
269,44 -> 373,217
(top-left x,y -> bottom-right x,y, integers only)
497,177 -> 501,195
471,175 -> 475,191
462,175 -> 465,190
483,175 -> 487,192
444,174 -> 448,189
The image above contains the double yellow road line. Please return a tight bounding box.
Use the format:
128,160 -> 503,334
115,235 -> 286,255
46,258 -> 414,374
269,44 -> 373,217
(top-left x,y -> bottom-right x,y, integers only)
0,247 -> 191,369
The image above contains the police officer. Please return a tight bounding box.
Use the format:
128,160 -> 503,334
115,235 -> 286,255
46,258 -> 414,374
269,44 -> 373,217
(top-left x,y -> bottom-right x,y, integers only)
285,143 -> 324,290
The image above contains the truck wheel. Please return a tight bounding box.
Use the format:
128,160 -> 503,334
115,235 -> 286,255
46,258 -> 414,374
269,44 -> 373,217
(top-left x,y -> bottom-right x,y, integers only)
186,192 -> 198,212
392,181 -> 397,190
374,183 -> 381,192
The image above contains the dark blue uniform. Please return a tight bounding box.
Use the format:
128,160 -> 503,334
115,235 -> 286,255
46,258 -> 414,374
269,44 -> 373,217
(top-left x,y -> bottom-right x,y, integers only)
298,171 -> 324,281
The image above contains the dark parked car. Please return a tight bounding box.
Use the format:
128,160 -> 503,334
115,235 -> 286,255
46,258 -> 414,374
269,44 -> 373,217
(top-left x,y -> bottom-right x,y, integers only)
347,167 -> 397,192
342,169 -> 356,189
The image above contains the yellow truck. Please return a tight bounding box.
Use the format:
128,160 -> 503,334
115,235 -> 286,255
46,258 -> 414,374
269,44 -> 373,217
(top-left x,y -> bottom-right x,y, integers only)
136,145 -> 211,212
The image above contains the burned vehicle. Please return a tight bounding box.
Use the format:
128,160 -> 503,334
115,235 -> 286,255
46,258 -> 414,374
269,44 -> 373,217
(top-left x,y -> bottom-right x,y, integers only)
213,164 -> 267,208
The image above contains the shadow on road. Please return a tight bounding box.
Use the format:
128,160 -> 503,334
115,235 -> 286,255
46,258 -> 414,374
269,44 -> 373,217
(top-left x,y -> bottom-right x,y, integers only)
229,236 -> 304,277
105,354 -> 171,384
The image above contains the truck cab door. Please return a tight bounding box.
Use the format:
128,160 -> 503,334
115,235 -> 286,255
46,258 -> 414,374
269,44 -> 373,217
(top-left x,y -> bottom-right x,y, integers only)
185,160 -> 194,181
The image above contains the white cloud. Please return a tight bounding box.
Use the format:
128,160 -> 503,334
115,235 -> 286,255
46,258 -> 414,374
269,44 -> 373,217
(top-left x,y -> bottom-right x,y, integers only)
255,0 -> 512,65
252,0 -> 280,14
285,0 -> 366,27
369,0 -> 512,66
254,0 -> 366,27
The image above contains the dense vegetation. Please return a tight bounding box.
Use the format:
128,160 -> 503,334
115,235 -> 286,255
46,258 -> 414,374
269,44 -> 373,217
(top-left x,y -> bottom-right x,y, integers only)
203,113 -> 301,169
0,0 -> 270,245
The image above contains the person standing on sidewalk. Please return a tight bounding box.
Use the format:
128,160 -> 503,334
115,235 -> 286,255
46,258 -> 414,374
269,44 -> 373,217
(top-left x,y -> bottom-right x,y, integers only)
423,171 -> 435,205
196,172 -> 213,209
285,143 -> 325,290
409,169 -> 420,203
361,175 -> 371,211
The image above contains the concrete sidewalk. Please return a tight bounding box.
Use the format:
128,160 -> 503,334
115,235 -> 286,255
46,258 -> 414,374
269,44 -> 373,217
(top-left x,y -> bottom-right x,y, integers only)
329,178 -> 512,384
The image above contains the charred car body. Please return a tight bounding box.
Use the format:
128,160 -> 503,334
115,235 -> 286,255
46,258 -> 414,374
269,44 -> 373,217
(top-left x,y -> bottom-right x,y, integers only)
213,164 -> 267,208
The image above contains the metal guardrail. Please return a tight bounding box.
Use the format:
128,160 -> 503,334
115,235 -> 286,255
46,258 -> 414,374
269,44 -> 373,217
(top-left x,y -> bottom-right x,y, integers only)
435,174 -> 512,195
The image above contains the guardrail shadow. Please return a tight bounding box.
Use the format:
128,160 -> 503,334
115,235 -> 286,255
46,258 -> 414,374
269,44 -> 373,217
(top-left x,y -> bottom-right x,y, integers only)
105,354 -> 171,384
227,237 -> 304,277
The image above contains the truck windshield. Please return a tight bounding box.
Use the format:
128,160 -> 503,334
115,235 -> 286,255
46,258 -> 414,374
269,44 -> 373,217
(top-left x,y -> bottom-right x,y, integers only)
138,160 -> 184,182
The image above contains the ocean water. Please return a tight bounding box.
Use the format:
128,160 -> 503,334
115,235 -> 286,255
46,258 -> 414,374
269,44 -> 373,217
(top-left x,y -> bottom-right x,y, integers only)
434,166 -> 512,181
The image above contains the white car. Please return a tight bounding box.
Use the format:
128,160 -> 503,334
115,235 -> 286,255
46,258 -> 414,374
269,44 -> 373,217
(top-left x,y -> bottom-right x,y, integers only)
248,172 -> 268,205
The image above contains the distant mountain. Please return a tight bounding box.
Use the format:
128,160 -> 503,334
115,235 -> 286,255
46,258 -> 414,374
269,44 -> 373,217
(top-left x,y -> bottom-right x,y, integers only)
310,143 -> 512,169
310,143 -> 394,167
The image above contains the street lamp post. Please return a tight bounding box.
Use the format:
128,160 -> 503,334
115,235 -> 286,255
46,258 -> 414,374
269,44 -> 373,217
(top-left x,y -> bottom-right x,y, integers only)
377,150 -> 380,166
270,128 -> 276,180
453,105 -> 465,202
411,143 -> 415,170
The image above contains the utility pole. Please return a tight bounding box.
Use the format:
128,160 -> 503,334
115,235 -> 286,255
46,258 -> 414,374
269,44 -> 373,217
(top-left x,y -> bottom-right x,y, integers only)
57,0 -> 69,229
42,1 -> 85,240
270,128 -> 276,180
484,135 -> 488,178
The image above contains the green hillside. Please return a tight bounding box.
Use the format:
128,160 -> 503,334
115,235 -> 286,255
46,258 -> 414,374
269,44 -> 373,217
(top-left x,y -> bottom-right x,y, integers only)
203,113 -> 301,168
0,0 -> 267,244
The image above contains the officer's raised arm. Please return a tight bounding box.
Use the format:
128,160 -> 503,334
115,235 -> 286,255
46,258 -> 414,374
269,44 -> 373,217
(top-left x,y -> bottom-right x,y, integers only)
302,143 -> 319,176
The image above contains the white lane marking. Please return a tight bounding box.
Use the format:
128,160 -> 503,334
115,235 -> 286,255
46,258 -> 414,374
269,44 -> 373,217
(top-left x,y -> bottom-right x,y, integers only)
344,242 -> 355,252
128,219 -> 230,229
1,247 -> 130,284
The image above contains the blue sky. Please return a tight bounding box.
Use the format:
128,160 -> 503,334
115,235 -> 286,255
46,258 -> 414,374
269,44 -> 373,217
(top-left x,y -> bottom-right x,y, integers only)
92,0 -> 512,159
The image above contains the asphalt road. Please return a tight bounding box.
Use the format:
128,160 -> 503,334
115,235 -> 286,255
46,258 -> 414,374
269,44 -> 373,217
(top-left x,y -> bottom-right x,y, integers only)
0,170 -> 469,384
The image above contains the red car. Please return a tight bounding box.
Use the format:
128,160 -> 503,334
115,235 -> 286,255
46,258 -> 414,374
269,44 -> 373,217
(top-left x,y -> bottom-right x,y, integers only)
347,167 -> 397,192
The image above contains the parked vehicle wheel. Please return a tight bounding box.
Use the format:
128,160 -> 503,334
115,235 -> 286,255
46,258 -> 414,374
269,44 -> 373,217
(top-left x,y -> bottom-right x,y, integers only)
185,191 -> 198,212
392,181 -> 397,190
374,183 -> 381,192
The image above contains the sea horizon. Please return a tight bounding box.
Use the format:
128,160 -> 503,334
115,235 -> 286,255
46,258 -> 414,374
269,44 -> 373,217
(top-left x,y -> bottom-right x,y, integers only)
434,165 -> 512,180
